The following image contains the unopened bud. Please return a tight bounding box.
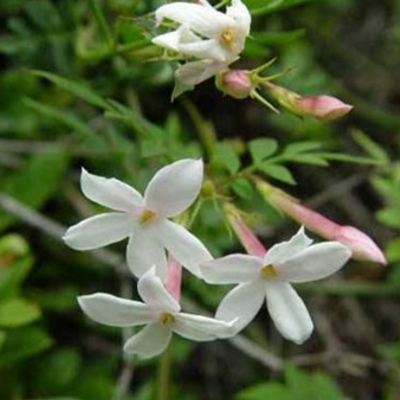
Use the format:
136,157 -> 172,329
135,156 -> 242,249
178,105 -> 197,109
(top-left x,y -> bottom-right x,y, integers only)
264,82 -> 353,121
216,69 -> 253,99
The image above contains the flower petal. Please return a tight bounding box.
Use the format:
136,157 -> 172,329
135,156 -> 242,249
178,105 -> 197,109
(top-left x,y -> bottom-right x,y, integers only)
155,3 -> 234,38
126,227 -> 168,280
78,293 -> 153,327
200,254 -> 262,284
81,168 -> 144,212
152,25 -> 201,52
176,59 -> 233,86
138,267 -> 180,314
275,242 -> 351,283
155,220 -> 212,277
226,0 -> 251,36
264,226 -> 313,265
144,159 -> 203,218
174,313 -> 237,341
265,282 -> 313,344
63,212 -> 133,250
178,39 -> 229,62
123,322 -> 172,359
216,281 -> 265,332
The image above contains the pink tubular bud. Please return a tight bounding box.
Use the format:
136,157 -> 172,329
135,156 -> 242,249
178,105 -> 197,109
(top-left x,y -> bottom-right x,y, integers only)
295,95 -> 353,121
332,226 -> 387,265
224,203 -> 266,257
216,69 -> 253,99
165,255 -> 182,301
254,177 -> 386,265
263,82 -> 353,121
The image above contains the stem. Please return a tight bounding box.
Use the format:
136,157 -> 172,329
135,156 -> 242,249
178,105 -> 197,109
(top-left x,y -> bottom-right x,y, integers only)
157,345 -> 172,400
87,0 -> 115,50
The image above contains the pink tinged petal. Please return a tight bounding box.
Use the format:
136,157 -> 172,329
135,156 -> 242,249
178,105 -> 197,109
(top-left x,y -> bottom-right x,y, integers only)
138,267 -> 180,314
81,168 -> 144,212
123,322 -> 172,359
144,159 -> 203,218
78,293 -> 153,327
275,242 -> 351,283
264,226 -> 313,265
155,3 -> 235,38
333,225 -> 387,265
174,313 -> 237,341
155,220 -> 212,277
63,212 -> 133,250
200,254 -> 262,284
226,0 -> 252,35
216,281 -> 265,332
265,282 -> 313,344
126,228 -> 168,280
295,95 -> 353,120
165,255 -> 182,301
175,60 -> 230,86
178,39 -> 229,62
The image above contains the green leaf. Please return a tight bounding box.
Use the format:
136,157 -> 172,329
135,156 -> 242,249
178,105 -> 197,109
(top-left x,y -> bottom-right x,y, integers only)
249,138 -> 278,164
0,298 -> 41,328
0,149 -> 68,232
0,327 -> 53,368
377,208 -> 400,230
352,129 -> 389,164
291,154 -> 329,166
214,142 -> 241,175
30,70 -> 111,110
284,141 -> 322,155
0,330 -> 6,351
231,177 -> 254,199
311,373 -> 342,400
386,238 -> 400,263
317,152 -> 383,166
258,163 -> 296,185
0,256 -> 34,301
35,349 -> 81,392
237,382 -> 289,400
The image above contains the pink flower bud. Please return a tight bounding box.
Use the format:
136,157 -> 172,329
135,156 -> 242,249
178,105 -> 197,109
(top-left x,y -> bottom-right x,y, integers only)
295,95 -> 353,121
224,203 -> 266,257
254,178 -> 386,264
263,82 -> 353,121
216,69 -> 253,99
165,255 -> 182,301
332,225 -> 387,265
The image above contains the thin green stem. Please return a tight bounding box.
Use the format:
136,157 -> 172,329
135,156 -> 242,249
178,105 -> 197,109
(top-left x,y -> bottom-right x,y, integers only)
250,90 -> 280,114
87,0 -> 115,50
157,345 -> 172,400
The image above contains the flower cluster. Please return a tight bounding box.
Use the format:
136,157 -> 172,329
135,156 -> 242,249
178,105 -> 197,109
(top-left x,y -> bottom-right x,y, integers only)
64,159 -> 361,358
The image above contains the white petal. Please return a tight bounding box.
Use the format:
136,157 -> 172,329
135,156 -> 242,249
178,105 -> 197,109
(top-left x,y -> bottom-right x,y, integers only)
200,254 -> 262,284
175,59 -> 232,86
155,220 -> 212,277
123,322 -> 172,359
81,168 -> 144,212
174,313 -> 237,341
216,281 -> 265,332
63,212 -> 133,250
178,39 -> 229,62
152,25 -> 201,52
138,267 -> 180,314
275,242 -> 351,283
126,227 -> 168,280
155,3 -> 234,38
144,159 -> 203,218
226,0 -> 251,36
78,293 -> 153,327
265,282 -> 313,344
264,226 -> 313,265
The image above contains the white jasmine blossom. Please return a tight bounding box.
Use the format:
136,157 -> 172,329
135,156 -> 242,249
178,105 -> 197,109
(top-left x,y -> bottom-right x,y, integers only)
152,0 -> 251,86
200,227 -> 352,344
63,159 -> 211,280
78,268 -> 238,359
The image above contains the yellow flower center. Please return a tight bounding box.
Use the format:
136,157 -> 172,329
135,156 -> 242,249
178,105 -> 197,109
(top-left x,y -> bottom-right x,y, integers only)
139,209 -> 156,225
160,312 -> 175,325
220,29 -> 237,51
261,264 -> 277,280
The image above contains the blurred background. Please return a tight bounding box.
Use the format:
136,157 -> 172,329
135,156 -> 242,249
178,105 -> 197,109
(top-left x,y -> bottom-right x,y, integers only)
0,0 -> 400,399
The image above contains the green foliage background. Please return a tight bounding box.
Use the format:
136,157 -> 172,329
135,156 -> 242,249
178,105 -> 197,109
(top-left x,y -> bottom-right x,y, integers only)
0,0 -> 399,399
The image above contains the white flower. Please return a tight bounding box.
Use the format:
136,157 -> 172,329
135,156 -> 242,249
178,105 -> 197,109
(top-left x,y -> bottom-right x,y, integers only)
78,268 -> 238,359
200,227 -> 352,344
63,159 -> 211,280
152,0 -> 251,86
